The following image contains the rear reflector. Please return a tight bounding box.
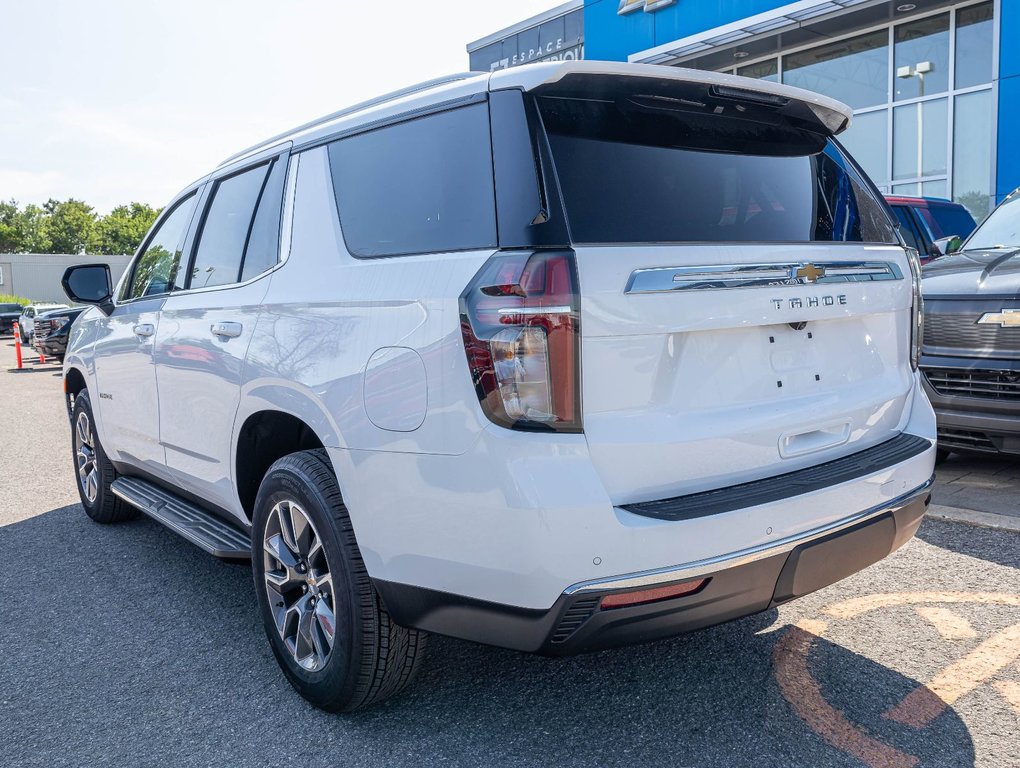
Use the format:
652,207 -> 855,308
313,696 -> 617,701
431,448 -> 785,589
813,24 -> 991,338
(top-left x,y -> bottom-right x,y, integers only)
599,578 -> 708,611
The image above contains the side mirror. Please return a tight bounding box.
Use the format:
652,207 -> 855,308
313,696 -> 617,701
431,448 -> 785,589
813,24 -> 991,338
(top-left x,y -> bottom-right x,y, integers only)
933,235 -> 963,256
62,264 -> 114,315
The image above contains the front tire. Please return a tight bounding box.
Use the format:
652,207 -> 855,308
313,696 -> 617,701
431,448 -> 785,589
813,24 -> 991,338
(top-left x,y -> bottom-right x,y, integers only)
70,391 -> 137,523
251,449 -> 427,712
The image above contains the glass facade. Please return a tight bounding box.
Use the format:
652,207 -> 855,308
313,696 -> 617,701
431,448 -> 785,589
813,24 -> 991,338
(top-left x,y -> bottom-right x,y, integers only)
726,1 -> 995,219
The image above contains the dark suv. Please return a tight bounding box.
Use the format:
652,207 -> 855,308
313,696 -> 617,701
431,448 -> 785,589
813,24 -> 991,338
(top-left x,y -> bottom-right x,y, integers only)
33,307 -> 85,362
921,188 -> 1020,458
0,303 -> 22,335
886,196 -> 977,263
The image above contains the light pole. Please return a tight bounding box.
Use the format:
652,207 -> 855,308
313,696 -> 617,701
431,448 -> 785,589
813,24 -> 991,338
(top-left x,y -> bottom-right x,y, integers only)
897,60 -> 932,190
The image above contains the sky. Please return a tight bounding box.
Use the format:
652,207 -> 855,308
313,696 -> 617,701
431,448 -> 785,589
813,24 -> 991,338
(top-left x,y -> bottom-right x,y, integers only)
0,0 -> 558,213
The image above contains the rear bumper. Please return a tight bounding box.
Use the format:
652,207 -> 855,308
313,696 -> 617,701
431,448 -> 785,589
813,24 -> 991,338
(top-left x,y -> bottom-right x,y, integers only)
375,479 -> 932,654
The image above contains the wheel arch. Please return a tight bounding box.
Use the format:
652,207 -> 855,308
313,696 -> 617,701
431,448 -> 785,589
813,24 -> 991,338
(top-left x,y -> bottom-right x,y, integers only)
234,408 -> 330,523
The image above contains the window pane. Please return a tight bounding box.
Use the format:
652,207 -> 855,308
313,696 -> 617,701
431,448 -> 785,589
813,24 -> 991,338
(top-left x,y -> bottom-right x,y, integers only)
240,158 -> 287,282
783,31 -> 888,109
922,179 -> 947,198
956,2 -> 994,89
894,14 -> 950,100
538,96 -> 897,244
893,98 -> 947,180
840,109 -> 888,187
328,104 -> 497,257
191,164 -> 270,289
891,205 -> 923,251
737,59 -> 778,82
127,194 -> 196,300
953,89 -> 993,219
892,182 -> 919,196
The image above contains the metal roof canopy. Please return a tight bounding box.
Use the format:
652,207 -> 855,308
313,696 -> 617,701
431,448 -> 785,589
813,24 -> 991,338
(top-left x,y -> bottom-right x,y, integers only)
628,0 -> 959,71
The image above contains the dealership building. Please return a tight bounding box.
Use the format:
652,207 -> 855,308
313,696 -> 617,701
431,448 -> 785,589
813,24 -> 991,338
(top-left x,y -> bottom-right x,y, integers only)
468,0 -> 1013,219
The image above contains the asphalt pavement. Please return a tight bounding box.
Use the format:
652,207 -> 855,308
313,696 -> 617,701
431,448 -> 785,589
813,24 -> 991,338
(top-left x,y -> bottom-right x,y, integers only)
1,338 -> 1018,768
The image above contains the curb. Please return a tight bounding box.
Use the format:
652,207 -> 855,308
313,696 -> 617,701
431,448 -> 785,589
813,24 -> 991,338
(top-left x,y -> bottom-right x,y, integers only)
927,504 -> 1020,533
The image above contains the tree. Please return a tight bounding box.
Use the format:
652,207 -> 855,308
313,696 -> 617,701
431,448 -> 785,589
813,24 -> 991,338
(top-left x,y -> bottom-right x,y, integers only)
90,202 -> 160,255
44,198 -> 97,254
0,199 -> 21,253
17,204 -> 51,253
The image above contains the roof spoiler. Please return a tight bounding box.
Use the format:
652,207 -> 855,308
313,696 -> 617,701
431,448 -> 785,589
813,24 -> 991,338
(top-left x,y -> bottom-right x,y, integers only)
491,61 -> 852,137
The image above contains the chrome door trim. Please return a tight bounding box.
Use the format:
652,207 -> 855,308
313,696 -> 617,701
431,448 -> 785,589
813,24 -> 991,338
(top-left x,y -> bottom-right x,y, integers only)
625,261 -> 904,294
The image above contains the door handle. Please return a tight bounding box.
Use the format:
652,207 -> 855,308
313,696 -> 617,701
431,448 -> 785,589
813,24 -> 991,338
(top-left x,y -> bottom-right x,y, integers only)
132,323 -> 155,338
210,321 -> 242,339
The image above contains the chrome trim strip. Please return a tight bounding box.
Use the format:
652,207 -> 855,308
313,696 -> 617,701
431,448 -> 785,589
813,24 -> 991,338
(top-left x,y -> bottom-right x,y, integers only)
563,477 -> 933,595
497,306 -> 574,316
625,261 -> 903,294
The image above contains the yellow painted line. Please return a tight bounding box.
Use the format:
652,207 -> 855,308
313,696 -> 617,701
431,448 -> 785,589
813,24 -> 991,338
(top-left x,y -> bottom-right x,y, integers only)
823,592 -> 1020,620
991,680 -> 1020,717
914,606 -> 977,640
885,623 -> 1020,728
773,624 -> 919,768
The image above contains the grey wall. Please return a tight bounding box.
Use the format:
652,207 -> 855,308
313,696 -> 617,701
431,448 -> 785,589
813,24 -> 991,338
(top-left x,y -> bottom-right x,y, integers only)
0,253 -> 132,303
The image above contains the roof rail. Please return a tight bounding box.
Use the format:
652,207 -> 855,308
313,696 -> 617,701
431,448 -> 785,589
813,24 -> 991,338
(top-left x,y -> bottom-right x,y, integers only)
218,72 -> 482,168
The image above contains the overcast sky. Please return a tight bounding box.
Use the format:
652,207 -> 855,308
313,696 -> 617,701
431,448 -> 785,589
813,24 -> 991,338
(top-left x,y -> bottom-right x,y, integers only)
0,0 -> 557,213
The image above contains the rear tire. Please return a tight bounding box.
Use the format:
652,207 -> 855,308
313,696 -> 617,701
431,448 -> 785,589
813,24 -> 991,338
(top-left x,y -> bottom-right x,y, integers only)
252,449 -> 427,712
70,391 -> 137,523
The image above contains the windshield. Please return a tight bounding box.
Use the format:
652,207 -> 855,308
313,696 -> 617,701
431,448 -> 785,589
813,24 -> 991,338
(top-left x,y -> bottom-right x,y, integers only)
0,304 -> 22,313
536,95 -> 897,245
965,194 -> 1020,250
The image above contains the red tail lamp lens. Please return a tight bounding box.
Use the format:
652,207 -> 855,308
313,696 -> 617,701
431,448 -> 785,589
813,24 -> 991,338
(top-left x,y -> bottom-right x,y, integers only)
599,578 -> 708,610
460,250 -> 581,432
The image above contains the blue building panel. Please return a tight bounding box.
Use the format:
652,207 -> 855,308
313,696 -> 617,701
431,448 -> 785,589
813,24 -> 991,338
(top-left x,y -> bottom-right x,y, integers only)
584,0 -> 654,61
997,0 -> 1019,201
649,0 -> 788,48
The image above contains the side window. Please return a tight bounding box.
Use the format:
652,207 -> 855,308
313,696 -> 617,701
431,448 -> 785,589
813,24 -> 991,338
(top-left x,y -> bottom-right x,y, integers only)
126,193 -> 198,300
240,157 -> 287,282
190,163 -> 270,289
892,206 -> 924,253
327,102 -> 497,257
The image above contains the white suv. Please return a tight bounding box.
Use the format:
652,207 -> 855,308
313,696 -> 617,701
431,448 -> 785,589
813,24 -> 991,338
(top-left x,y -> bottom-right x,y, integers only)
19,302 -> 69,343
61,62 -> 936,712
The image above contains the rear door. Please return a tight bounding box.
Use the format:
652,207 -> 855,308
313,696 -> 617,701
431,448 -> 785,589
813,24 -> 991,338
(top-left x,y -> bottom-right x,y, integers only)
93,192 -> 199,474
530,83 -> 914,505
154,151 -> 289,513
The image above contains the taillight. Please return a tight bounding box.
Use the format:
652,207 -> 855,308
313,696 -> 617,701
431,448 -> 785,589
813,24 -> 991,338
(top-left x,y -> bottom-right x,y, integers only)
460,250 -> 581,432
905,246 -> 923,370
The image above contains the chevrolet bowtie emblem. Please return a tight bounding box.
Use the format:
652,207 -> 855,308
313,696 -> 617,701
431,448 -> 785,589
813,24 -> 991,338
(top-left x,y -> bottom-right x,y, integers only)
977,309 -> 1020,327
794,263 -> 825,283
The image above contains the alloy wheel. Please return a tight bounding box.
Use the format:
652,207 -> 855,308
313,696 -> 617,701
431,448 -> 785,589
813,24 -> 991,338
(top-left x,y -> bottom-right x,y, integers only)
74,411 -> 99,503
263,500 -> 337,672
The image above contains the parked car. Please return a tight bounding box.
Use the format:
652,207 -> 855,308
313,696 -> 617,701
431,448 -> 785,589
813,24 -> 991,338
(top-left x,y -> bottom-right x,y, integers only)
32,307 -> 85,362
60,62 -> 936,712
0,303 -> 23,335
921,186 -> 1020,458
885,195 -> 977,263
18,302 -> 70,344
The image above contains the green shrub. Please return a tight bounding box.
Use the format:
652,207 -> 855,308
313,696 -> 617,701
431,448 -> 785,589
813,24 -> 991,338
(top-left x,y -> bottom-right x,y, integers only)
0,294 -> 31,306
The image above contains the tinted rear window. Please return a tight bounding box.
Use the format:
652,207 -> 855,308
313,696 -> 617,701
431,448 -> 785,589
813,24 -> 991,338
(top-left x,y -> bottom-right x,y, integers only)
327,103 -> 496,257
925,205 -> 978,240
0,304 -> 21,313
537,96 -> 897,245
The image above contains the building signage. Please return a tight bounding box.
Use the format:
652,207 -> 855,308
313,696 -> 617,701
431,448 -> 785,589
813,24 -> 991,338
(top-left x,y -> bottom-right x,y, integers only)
487,43 -> 584,71
618,0 -> 677,14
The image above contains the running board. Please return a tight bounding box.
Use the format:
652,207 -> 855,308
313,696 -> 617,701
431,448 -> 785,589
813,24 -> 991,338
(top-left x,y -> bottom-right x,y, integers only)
111,477 -> 252,560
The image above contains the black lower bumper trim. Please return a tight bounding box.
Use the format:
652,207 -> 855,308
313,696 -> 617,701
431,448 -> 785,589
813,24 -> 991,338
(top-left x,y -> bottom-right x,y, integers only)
374,480 -> 932,655
621,433 -> 931,522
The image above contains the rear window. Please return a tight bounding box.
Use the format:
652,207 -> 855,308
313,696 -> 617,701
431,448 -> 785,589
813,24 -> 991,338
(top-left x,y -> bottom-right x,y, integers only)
536,96 -> 897,245
0,304 -> 21,313
327,103 -> 497,258
924,205 -> 978,240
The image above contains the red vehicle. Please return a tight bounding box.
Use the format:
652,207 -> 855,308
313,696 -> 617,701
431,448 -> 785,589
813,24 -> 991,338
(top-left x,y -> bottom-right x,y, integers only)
885,195 -> 978,263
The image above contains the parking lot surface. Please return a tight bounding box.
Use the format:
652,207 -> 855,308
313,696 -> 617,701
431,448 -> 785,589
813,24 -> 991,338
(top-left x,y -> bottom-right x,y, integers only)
1,339 -> 1018,768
